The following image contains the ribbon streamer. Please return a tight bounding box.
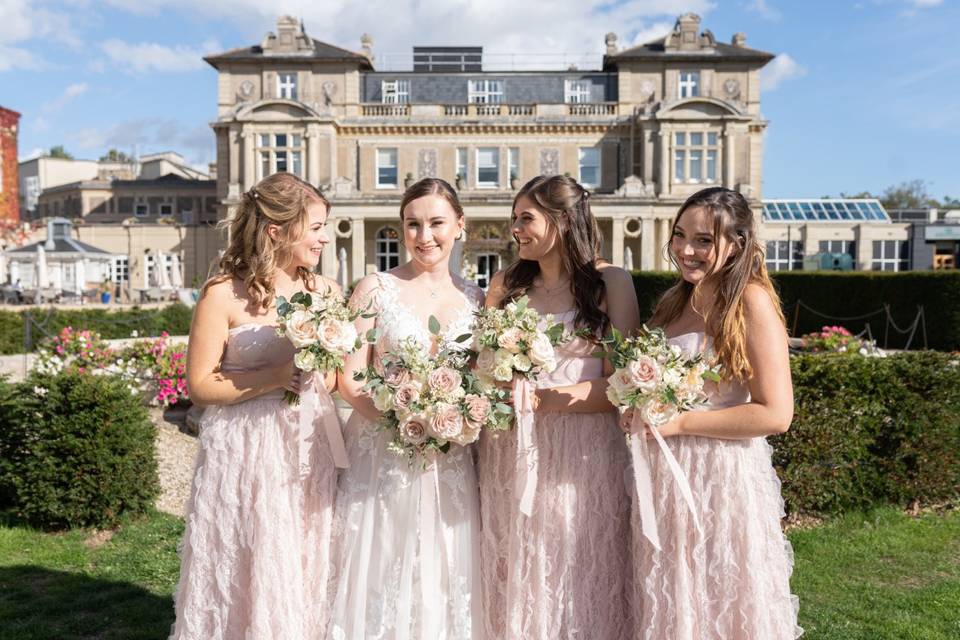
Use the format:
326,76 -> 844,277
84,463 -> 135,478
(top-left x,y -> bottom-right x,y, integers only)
418,461 -> 444,638
629,410 -> 702,552
514,377 -> 538,517
297,379 -> 350,476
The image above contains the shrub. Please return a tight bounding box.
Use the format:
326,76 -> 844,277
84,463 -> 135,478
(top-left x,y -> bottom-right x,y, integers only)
0,372 -> 159,529
774,351 -> 960,516
631,271 -> 960,350
0,303 -> 194,355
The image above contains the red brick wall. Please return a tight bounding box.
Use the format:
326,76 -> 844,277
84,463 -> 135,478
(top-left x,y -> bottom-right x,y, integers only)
0,107 -> 21,223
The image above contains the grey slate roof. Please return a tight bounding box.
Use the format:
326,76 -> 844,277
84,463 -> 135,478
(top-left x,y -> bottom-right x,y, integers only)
204,39 -> 373,69
6,238 -> 111,256
605,37 -> 774,66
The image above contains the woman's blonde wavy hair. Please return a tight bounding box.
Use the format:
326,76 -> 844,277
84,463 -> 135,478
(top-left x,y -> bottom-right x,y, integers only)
650,187 -> 784,382
205,172 -> 329,310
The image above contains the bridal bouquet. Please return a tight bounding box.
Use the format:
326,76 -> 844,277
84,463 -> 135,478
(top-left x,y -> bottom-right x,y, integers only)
472,296 -> 566,385
602,325 -> 721,425
359,320 -> 513,462
275,289 -> 363,404
602,325 -> 721,550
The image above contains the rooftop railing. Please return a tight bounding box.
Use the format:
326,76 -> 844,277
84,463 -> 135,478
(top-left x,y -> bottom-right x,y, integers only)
360,102 -> 618,118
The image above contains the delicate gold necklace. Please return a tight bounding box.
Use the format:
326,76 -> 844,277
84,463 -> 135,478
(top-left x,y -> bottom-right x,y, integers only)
536,277 -> 570,296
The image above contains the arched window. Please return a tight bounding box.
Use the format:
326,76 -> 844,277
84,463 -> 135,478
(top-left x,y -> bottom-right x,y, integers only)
376,227 -> 400,272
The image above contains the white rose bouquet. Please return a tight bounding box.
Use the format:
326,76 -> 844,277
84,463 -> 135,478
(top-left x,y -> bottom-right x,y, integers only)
602,325 -> 721,423
275,288 -> 364,404
601,325 -> 721,550
358,318 -> 512,463
471,296 -> 567,385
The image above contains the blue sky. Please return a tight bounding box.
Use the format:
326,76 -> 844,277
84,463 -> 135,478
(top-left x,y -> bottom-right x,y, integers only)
1,0 -> 957,200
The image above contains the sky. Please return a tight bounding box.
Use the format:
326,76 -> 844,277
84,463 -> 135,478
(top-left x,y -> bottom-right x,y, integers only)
1,0 -> 958,200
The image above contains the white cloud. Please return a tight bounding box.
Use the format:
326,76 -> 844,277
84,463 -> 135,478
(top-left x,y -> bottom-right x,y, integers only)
906,0 -> 942,7
0,0 -> 82,70
41,83 -> 89,113
97,38 -> 222,74
100,0 -> 716,66
69,117 -> 215,165
745,0 -> 781,20
19,148 -> 48,162
759,53 -> 805,91
0,45 -> 41,71
630,21 -> 675,47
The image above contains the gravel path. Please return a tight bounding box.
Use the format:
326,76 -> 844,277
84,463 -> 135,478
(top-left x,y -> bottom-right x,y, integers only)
151,407 -> 198,518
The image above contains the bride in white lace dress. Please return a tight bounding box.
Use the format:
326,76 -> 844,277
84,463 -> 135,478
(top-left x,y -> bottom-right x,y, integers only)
329,178 -> 484,640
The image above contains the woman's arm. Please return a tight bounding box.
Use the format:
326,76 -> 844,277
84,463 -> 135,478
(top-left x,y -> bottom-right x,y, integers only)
185,280 -> 293,406
651,284 -> 794,439
535,266 -> 641,413
336,275 -> 382,422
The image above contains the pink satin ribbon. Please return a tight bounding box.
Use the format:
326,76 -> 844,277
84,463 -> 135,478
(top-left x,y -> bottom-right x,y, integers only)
418,460 -> 444,639
629,410 -> 702,552
297,382 -> 350,475
514,377 -> 538,517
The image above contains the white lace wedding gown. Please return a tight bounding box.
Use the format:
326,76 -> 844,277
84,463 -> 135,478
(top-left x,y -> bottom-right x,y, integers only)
328,271 -> 484,640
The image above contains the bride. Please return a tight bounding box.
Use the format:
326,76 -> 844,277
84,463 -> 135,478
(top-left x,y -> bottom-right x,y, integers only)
328,178 -> 484,639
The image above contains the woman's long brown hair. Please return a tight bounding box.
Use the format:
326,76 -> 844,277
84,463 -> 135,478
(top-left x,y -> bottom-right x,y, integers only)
501,175 -> 609,338
205,172 -> 329,310
650,187 -> 784,381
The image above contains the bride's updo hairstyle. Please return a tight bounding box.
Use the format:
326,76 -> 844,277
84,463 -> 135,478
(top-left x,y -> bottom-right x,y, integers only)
650,186 -> 784,382
501,174 -> 609,339
208,172 -> 329,310
399,177 -> 465,220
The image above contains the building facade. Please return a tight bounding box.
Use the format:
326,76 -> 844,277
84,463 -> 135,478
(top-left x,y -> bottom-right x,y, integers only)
0,107 -> 21,223
205,14 -> 778,285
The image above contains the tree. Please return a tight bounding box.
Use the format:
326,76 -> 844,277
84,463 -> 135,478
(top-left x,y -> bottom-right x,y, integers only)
941,195 -> 960,208
880,179 -> 940,210
99,148 -> 132,163
48,145 -> 73,160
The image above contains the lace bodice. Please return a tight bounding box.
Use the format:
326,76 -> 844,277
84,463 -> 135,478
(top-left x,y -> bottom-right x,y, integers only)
370,271 -> 482,358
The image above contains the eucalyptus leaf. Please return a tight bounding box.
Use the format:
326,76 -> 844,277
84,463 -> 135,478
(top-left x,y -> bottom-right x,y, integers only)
428,315 -> 442,335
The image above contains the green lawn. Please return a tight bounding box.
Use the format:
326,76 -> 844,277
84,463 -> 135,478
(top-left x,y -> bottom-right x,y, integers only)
0,507 -> 958,639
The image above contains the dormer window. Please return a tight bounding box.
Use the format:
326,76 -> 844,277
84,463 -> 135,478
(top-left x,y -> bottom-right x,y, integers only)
468,79 -> 503,104
382,79 -> 410,104
565,79 -> 592,104
277,72 -> 298,100
678,71 -> 700,99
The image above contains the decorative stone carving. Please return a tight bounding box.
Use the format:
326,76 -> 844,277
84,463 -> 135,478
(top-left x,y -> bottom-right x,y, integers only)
332,176 -> 357,198
418,149 -> 438,179
615,175 -> 655,197
723,78 -> 741,100
540,148 -> 559,176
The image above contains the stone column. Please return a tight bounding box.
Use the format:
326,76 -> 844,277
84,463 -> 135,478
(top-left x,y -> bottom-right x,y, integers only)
611,217 -> 625,269
241,124 -> 255,189
306,125 -> 320,186
658,130 -> 670,196
351,217 -> 365,282
321,226 -> 337,278
642,129 -> 654,184
640,218 -> 655,270
658,218 -> 674,270
724,126 -> 736,189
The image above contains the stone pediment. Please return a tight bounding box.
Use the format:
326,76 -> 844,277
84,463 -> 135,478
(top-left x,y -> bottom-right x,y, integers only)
657,97 -> 744,120
235,99 -> 321,121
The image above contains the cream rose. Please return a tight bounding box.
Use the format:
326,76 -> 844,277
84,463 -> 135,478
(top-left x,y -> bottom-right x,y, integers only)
476,347 -> 497,375
493,363 -> 514,382
528,333 -> 555,367
429,403 -> 464,440
427,366 -> 463,397
293,349 -> 318,372
284,309 -> 320,348
497,327 -> 524,354
317,318 -> 354,353
608,366 -> 636,399
399,414 -> 428,446
512,353 -> 533,372
641,398 -> 678,427
372,385 -> 394,412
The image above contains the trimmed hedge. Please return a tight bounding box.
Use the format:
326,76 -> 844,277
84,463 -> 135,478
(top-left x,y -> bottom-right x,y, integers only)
632,271 -> 960,350
775,351 -> 960,516
0,303 -> 193,355
0,372 -> 159,529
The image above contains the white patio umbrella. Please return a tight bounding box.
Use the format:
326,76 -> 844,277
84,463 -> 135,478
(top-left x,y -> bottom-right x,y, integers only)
624,246 -> 635,271
0,251 -> 7,284
169,254 -> 184,288
156,250 -> 172,289
338,247 -> 348,291
36,245 -> 50,289
75,258 -> 87,296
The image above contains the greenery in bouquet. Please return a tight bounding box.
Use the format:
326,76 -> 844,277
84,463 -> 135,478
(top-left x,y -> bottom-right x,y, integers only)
358,318 -> 512,463
472,295 -> 568,383
799,325 -> 885,357
601,325 -> 721,427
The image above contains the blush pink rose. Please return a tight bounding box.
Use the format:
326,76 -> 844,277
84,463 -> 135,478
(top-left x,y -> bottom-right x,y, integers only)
399,415 -> 428,445
393,381 -> 422,412
463,393 -> 492,426
383,362 -> 412,387
628,355 -> 660,393
497,327 -> 524,353
427,366 -> 462,397
429,403 -> 464,440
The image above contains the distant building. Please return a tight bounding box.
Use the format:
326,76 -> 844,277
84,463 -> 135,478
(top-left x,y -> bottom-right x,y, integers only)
0,106 -> 21,222
19,156 -> 132,220
888,207 -> 960,270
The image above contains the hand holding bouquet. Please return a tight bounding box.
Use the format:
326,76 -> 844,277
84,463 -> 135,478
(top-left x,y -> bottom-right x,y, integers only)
601,325 -> 720,550
359,319 -> 512,463
276,288 -> 364,404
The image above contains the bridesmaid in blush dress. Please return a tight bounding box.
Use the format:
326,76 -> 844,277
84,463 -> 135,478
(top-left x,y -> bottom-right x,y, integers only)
478,175 -> 641,640
623,187 -> 802,639
170,173 -> 346,639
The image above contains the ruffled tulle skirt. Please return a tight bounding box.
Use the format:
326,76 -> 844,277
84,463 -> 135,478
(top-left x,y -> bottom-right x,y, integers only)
478,410 -> 633,640
169,393 -> 338,640
630,434 -> 802,640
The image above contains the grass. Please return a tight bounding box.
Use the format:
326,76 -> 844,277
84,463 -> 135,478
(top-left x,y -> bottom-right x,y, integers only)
0,506 -> 958,639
